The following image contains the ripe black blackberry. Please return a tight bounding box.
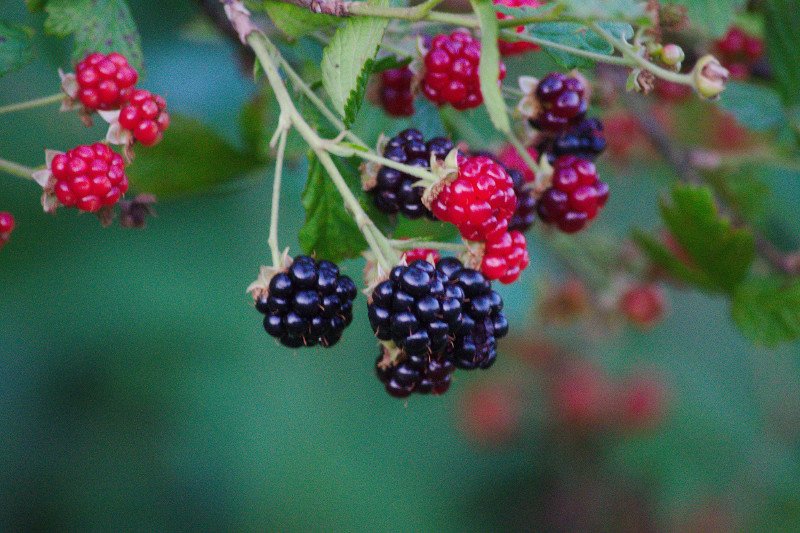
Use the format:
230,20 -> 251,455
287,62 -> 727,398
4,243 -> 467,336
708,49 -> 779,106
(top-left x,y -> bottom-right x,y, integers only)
436,258 -> 509,370
368,259 -> 464,356
255,255 -> 357,348
369,129 -> 454,219
538,118 -> 606,162
375,351 -> 455,398
507,168 -> 536,233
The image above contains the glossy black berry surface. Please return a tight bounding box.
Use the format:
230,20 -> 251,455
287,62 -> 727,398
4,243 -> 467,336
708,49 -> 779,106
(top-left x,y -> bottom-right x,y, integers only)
256,256 -> 357,348
529,72 -> 588,133
538,118 -> 607,162
369,129 -> 453,219
507,168 -> 536,233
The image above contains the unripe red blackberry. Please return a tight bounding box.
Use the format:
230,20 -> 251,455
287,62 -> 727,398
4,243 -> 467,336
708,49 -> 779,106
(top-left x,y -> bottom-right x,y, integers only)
49,143 -> 129,212
537,155 -> 608,233
421,31 -> 506,110
74,52 -> 138,111
369,129 -> 453,219
119,89 -> 170,147
481,230 -> 530,284
620,283 -> 666,329
431,155 -> 516,241
495,0 -> 542,56
379,66 -> 415,117
255,256 -> 357,348
401,247 -> 441,264
529,72 -> 588,133
538,117 -> 607,162
0,211 -> 15,249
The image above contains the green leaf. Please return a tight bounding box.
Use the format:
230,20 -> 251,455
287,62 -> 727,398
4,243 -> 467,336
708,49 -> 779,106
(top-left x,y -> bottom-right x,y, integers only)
526,21 -> 633,69
471,0 -> 510,133
632,230 -> 717,291
557,0 -> 649,24
762,0 -> 800,107
670,0 -> 747,37
732,277 -> 800,346
705,166 -> 771,226
371,55 -> 412,73
660,185 -> 755,293
126,114 -> 262,198
0,21 -> 34,77
44,0 -> 143,71
299,153 -> 367,261
717,81 -> 785,131
262,0 -> 339,40
321,0 -> 388,127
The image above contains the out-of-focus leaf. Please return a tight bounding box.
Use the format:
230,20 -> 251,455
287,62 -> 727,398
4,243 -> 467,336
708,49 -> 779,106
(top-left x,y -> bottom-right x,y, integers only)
705,166 -> 771,226
632,230 -> 717,290
556,0 -> 649,23
321,0 -> 388,127
763,0 -> 800,107
717,81 -> 785,131
0,21 -> 34,77
471,0 -> 509,133
732,277 -> 800,346
126,114 -> 262,198
371,55 -> 412,73
262,0 -> 339,39
670,0 -> 748,37
659,185 -> 754,293
44,0 -> 143,71
526,21 -> 633,69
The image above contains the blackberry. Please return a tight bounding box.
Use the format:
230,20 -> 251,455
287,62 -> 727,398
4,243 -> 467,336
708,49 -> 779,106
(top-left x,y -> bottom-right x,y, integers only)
507,168 -> 536,232
538,118 -> 606,162
255,256 -> 357,348
369,129 -> 453,219
367,259 -> 464,356
537,155 -> 609,233
379,66 -> 415,117
439,258 -> 509,369
529,72 -> 588,133
375,351 -> 454,398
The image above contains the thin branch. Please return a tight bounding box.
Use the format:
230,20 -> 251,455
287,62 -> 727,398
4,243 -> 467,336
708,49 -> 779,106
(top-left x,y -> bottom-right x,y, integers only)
0,158 -> 35,180
0,93 -> 64,116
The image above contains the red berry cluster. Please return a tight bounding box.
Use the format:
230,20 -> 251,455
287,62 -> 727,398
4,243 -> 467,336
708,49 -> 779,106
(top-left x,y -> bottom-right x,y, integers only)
119,89 -> 170,147
537,155 -> 608,233
482,230 -> 530,284
379,67 -> 415,117
494,0 -> 542,56
50,143 -> 129,213
714,26 -> 764,79
422,31 -> 506,110
75,52 -> 139,111
0,212 -> 15,249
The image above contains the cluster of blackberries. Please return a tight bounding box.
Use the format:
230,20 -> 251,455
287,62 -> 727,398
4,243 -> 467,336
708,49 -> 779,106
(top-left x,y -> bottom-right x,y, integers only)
367,129 -> 453,219
255,256 -> 358,348
369,257 -> 508,398
538,118 -> 606,162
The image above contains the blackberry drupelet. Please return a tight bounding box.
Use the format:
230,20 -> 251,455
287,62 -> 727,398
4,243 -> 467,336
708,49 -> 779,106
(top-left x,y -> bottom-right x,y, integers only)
538,118 -> 607,162
507,167 -> 537,232
256,255 -> 357,348
375,351 -> 455,398
529,72 -> 588,133
369,129 -> 454,219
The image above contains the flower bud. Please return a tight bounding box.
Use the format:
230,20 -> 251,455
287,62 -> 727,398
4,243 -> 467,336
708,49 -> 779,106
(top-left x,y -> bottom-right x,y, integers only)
692,55 -> 729,99
661,44 -> 685,67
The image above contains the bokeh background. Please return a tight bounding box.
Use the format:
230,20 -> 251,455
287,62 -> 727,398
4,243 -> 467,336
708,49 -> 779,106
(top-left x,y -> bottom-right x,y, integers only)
2,1 -> 800,531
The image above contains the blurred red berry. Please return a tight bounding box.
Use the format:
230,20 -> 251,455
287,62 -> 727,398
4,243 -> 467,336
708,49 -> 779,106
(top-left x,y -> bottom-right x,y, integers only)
494,0 -> 543,56
620,283 -> 666,330
654,79 -> 693,103
379,66 -> 415,117
551,361 -> 612,429
0,211 -> 15,249
615,372 -> 669,431
498,143 -> 539,183
460,382 -> 521,446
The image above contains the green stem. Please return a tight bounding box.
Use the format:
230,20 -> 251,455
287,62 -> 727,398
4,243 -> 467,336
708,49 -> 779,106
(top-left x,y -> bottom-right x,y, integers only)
588,21 -> 694,85
269,127 -> 288,267
390,239 -> 466,252
505,131 -> 540,176
324,141 -> 438,184
0,93 -> 63,115
247,31 -> 399,270
0,158 -> 35,180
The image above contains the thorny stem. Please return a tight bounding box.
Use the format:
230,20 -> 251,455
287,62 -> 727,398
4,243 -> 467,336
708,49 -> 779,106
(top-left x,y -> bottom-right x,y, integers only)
324,141 -> 438,183
0,93 -> 64,116
244,27 -> 399,270
269,126 -> 289,266
0,158 -> 35,180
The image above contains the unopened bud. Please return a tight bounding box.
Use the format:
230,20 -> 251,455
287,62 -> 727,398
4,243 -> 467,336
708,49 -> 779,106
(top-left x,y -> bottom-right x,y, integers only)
692,55 -> 729,99
661,44 -> 685,67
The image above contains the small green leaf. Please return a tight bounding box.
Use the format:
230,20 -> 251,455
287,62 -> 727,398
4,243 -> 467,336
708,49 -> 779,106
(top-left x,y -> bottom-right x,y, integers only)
732,277 -> 800,346
670,0 -> 747,37
0,21 -> 34,77
660,185 -> 754,293
632,230 -> 717,291
717,81 -> 785,131
762,0 -> 800,107
526,21 -> 633,69
321,0 -> 389,126
557,0 -> 649,23
370,55 -> 412,73
126,114 -> 262,198
705,166 -> 771,226
471,0 -> 510,133
44,0 -> 143,71
262,0 -> 339,40
299,153 -> 367,261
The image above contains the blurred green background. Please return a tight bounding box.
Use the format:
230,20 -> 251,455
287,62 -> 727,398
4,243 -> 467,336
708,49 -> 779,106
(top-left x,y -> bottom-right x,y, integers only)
2,1 -> 800,531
